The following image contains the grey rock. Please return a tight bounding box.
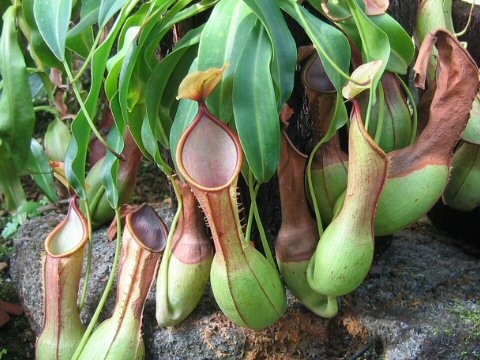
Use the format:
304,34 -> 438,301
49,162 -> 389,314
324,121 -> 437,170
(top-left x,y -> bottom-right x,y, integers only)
11,208 -> 480,359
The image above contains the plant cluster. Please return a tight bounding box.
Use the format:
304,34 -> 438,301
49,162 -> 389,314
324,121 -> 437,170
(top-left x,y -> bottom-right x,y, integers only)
0,0 -> 479,358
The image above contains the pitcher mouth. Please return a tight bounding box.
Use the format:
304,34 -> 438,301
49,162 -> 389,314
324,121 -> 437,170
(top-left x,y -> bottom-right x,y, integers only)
126,204 -> 168,253
45,196 -> 89,258
176,103 -> 243,192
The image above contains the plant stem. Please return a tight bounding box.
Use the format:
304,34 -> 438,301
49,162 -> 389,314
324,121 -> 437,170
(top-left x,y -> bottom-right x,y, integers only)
306,136 -> 327,238
455,0 -> 475,37
246,171 -> 276,269
79,201 -> 93,310
33,105 -> 60,116
397,76 -> 418,144
71,207 -> 124,360
62,62 -> 124,160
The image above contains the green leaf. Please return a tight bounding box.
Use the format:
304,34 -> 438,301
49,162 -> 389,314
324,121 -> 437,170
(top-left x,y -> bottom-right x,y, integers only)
65,0 -> 140,199
21,0 -> 62,68
145,26 -> 202,149
233,22 -> 280,183
68,0 -> 101,38
170,59 -> 199,172
0,140 -> 27,216
344,0 -> 389,87
25,139 -> 59,203
280,1 -> 351,92
370,14 -> 415,75
99,0 -> 129,28
197,0 -> 256,124
101,97 -> 124,209
0,6 -> 36,172
242,0 -> 297,108
33,0 -> 73,61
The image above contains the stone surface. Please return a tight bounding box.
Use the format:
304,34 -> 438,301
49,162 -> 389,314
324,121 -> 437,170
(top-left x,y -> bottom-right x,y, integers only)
11,206 -> 480,359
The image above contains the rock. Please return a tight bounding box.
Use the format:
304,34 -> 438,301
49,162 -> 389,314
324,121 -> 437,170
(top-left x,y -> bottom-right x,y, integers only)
11,206 -> 480,359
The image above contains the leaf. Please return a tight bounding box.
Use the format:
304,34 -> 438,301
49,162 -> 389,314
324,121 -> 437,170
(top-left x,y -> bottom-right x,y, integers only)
233,22 -> 280,183
101,101 -> 123,209
145,26 -> 202,149
68,0 -> 101,38
170,60 -> 200,173
22,0 -> 62,68
25,139 -> 59,203
0,140 -> 27,216
242,0 -> 297,108
98,0 -> 129,28
370,14 -> 415,75
65,0 -> 140,199
197,0 -> 257,124
33,0 -> 73,61
280,1 -> 351,92
345,0 -> 389,87
0,6 -> 36,172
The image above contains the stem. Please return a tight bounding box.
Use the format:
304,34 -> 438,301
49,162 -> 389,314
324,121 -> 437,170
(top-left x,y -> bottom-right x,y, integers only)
246,171 -> 276,269
72,30 -> 104,84
364,84 -> 375,130
306,139 -> 325,238
455,0 -> 475,37
158,175 -> 182,276
244,170 -> 256,245
374,82 -> 385,144
79,200 -> 94,310
33,106 -> 60,116
397,76 -> 418,144
62,62 -> 124,160
71,208 -> 124,360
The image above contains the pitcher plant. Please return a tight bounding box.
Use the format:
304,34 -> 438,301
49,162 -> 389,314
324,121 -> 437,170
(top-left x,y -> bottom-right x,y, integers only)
176,67 -> 287,330
156,179 -> 213,327
276,132 -> 338,317
78,204 -> 167,359
36,196 -> 89,360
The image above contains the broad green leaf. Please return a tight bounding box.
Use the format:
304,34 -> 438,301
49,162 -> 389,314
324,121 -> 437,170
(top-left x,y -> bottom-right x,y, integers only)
25,139 -> 59,203
0,140 -> 26,215
145,26 -> 202,149
279,1 -> 351,92
99,0 -> 129,28
170,59 -> 199,172
101,94 -> 124,208
197,0 -> 256,124
344,0 -> 389,87
65,0 -> 140,199
33,0 -> 73,61
233,22 -> 280,183
0,6 -> 36,172
370,14 -> 415,75
105,26 -> 141,100
22,0 -> 63,68
118,0 -> 178,121
242,0 -> 297,107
